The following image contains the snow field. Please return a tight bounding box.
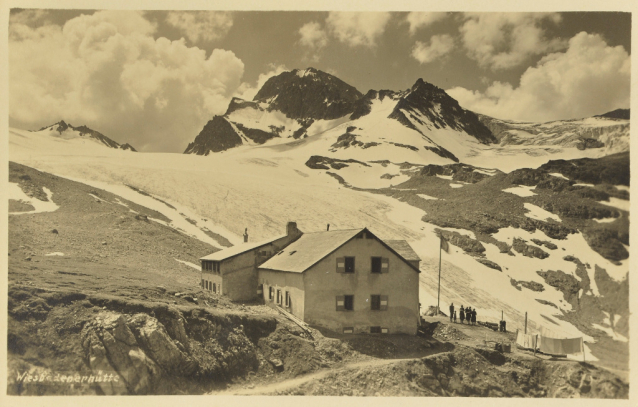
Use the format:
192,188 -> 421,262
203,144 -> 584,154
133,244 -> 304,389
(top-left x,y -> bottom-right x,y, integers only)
8,182 -> 60,215
503,185 -> 537,197
523,203 -> 562,222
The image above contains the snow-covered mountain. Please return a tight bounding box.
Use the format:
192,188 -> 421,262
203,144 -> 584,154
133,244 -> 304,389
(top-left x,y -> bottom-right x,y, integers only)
34,120 -> 137,151
184,68 -> 629,170
184,68 -> 496,161
478,110 -> 630,155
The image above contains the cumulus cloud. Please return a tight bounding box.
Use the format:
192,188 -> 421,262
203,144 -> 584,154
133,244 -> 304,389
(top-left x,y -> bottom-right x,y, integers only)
405,12 -> 447,35
460,13 -> 566,70
298,21 -> 328,62
166,11 -> 233,44
235,64 -> 288,101
10,10 -> 245,152
411,34 -> 454,64
447,32 -> 630,122
326,12 -> 391,48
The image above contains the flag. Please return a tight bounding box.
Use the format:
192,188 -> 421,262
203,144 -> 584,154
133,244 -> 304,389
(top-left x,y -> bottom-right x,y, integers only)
440,236 -> 449,253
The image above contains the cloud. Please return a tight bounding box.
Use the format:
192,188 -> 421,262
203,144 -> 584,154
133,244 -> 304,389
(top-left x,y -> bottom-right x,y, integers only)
299,21 -> 328,50
326,12 -> 391,48
405,12 -> 447,35
166,11 -> 233,43
10,10 -> 245,152
460,13 -> 566,70
447,32 -> 630,122
235,64 -> 288,101
411,34 -> 454,64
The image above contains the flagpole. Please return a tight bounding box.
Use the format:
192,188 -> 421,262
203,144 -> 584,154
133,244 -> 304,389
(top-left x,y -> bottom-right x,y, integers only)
437,235 -> 442,316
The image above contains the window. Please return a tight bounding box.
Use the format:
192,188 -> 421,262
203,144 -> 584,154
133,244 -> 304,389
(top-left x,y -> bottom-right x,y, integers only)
201,279 -> 204,288
213,283 -> 216,293
344,295 -> 354,310
370,326 -> 381,334
371,295 -> 381,310
277,289 -> 282,305
336,295 -> 354,311
285,291 -> 291,307
371,257 -> 382,273
269,286 -> 274,300
343,327 -> 354,334
344,257 -> 355,273
371,295 -> 388,310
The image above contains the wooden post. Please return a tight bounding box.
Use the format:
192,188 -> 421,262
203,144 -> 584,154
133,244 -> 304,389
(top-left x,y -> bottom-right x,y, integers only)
534,334 -> 538,356
580,336 -> 585,362
437,236 -> 442,316
524,312 -> 528,334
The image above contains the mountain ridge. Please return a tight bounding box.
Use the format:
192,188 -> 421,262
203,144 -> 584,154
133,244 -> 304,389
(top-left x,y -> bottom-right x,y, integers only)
35,120 -> 137,151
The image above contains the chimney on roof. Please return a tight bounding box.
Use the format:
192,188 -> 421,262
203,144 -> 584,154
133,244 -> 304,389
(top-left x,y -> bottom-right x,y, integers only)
286,221 -> 300,237
243,228 -> 248,243
327,223 -> 330,231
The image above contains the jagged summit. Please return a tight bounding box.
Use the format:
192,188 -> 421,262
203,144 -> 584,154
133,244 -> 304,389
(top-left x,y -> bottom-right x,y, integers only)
35,121 -> 136,151
254,67 -> 363,121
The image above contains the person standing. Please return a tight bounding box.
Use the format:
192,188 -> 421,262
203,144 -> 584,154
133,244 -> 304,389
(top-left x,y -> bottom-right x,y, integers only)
449,303 -> 455,322
472,308 -> 477,325
453,311 -> 457,323
459,306 -> 465,324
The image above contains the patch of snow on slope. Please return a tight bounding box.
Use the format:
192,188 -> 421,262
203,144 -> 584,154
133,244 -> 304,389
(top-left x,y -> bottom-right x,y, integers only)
45,252 -> 64,256
450,183 -> 464,188
598,197 -> 629,212
594,217 -> 618,223
574,183 -> 595,187
335,162 -> 410,189
417,194 -> 439,200
591,323 -> 628,343
503,185 -> 537,197
524,203 -> 562,222
549,173 -> 569,180
614,185 -> 629,192
436,174 -> 453,180
8,183 -> 60,215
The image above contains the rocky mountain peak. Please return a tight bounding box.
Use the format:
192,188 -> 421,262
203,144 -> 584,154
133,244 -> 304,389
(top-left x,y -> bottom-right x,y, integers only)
35,120 -> 136,152
253,68 -> 363,120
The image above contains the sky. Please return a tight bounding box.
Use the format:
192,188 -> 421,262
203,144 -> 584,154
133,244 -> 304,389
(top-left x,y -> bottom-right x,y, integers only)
8,8 -> 631,152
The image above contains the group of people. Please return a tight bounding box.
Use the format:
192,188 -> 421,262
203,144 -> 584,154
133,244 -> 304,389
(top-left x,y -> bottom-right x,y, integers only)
449,303 -> 477,325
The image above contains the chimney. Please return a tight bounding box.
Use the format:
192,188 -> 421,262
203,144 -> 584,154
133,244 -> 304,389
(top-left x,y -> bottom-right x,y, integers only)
243,228 -> 248,243
286,221 -> 299,236
327,224 -> 330,231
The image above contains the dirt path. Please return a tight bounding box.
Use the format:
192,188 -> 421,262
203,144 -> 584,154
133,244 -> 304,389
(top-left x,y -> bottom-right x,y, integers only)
213,357 -> 417,396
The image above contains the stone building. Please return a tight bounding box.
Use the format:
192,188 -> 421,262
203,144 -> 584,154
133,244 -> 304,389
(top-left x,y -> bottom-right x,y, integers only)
200,223 -> 421,334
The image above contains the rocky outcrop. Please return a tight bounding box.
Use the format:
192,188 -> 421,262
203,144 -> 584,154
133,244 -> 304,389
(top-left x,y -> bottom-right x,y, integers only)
512,238 -> 549,259
536,270 -> 580,303
475,258 -> 502,271
538,152 -> 629,186
582,228 -> 629,262
255,68 -> 363,120
183,116 -> 242,155
437,230 -> 485,254
305,155 -> 370,170
531,239 -> 557,250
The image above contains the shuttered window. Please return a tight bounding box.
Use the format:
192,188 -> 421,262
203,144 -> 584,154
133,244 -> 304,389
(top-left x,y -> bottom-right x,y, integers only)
213,283 -> 216,293
269,286 -> 274,300
371,257 -> 382,273
277,289 -> 282,305
285,291 -> 291,307
371,295 -> 381,310
336,295 -> 354,311
345,257 -> 355,273
370,326 -> 381,334
381,257 -> 389,273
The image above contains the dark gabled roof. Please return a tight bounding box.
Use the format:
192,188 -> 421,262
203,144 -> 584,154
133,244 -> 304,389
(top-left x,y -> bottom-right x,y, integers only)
259,228 -> 421,273
200,234 -> 286,262
258,229 -> 361,273
386,240 -> 421,262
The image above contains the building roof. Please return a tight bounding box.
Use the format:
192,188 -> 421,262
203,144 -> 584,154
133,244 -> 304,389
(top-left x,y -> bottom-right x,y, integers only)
259,229 -> 362,273
386,240 -> 421,262
201,234 -> 287,262
259,228 -> 421,273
